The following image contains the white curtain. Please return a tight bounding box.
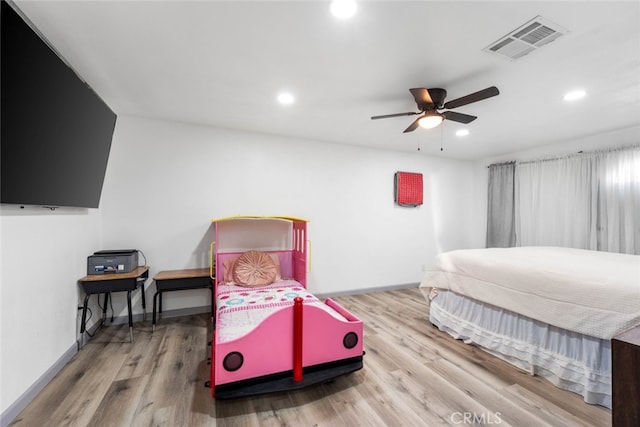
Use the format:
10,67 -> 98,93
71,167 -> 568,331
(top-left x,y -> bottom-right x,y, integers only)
516,155 -> 597,249
595,148 -> 640,254
515,146 -> 639,254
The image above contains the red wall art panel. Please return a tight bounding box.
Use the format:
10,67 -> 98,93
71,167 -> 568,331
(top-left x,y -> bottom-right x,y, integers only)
394,171 -> 423,207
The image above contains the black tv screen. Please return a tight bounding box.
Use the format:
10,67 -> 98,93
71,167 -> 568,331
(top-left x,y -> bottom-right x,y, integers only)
1,1 -> 117,208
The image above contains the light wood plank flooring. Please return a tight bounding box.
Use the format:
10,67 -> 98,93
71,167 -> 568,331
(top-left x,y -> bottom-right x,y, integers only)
10,288 -> 610,426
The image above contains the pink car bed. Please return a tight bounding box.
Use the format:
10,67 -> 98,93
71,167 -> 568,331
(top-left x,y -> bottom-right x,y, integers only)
206,216 -> 364,399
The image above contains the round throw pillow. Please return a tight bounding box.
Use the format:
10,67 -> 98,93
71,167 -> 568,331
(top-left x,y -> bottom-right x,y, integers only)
232,250 -> 278,287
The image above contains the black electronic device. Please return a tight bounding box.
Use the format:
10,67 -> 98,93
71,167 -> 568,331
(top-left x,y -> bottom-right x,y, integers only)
87,250 -> 139,275
1,0 -> 117,209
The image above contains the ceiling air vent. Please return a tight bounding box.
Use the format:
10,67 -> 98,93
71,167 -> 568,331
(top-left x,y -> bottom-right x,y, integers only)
484,15 -> 568,61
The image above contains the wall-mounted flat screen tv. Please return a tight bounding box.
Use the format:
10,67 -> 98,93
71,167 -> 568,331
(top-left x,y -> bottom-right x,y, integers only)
1,0 -> 117,209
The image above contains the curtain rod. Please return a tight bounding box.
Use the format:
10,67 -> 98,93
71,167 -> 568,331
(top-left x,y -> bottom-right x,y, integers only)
487,144 -> 639,168
486,161 -> 515,168
518,145 -> 638,166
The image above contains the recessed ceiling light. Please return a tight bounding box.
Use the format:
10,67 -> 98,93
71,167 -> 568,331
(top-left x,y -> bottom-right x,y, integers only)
456,129 -> 470,137
330,0 -> 357,20
277,92 -> 295,105
563,89 -> 586,102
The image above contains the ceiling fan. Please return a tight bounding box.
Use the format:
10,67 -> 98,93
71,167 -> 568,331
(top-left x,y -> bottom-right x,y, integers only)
371,86 -> 499,133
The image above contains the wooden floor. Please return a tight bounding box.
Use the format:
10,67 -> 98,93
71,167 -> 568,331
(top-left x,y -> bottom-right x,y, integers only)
10,288 -> 610,426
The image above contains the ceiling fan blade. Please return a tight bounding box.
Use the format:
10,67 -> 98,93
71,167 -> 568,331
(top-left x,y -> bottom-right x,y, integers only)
442,111 -> 477,124
403,116 -> 423,133
443,86 -> 499,110
371,111 -> 419,120
409,88 -> 433,110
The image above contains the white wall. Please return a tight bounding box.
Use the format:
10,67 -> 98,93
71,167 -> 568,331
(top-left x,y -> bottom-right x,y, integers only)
0,207 -> 102,414
99,115 -> 479,315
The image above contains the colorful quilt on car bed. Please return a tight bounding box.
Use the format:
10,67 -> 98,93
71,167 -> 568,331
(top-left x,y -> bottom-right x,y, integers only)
216,280 -> 345,342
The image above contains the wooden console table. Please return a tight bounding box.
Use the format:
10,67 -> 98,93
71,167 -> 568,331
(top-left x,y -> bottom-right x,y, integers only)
612,325 -> 640,426
152,268 -> 214,331
78,266 -> 149,344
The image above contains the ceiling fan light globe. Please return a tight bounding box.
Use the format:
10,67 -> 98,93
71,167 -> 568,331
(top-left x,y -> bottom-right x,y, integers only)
418,115 -> 443,129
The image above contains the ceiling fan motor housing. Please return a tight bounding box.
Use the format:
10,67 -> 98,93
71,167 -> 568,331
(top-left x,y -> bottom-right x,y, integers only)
425,88 -> 447,110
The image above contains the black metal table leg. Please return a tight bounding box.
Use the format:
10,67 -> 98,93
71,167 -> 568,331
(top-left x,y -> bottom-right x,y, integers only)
127,290 -> 133,342
80,293 -> 91,346
152,291 -> 160,332
138,278 -> 147,320
141,282 -> 146,310
102,293 -> 110,322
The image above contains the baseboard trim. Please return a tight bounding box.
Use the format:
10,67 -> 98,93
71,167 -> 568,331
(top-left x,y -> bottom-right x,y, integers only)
104,305 -> 212,326
1,343 -> 77,427
315,282 -> 419,300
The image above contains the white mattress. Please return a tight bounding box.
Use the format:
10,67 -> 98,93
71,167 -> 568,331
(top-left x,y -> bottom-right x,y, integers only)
429,290 -> 612,408
420,246 -> 640,339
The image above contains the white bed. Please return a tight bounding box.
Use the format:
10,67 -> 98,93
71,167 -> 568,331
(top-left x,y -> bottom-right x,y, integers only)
420,246 -> 640,408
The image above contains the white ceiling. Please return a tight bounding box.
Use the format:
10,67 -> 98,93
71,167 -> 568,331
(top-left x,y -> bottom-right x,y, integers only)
12,0 -> 640,160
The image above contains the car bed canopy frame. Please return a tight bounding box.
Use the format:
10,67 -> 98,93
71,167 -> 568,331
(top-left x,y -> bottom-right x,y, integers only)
210,215 -> 309,287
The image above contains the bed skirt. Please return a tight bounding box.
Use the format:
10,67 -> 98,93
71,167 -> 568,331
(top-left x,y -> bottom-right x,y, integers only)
428,290 -> 611,408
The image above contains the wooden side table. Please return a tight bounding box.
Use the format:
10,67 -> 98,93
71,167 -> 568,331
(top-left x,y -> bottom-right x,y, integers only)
78,266 -> 149,344
612,325 -> 640,426
152,268 -> 214,331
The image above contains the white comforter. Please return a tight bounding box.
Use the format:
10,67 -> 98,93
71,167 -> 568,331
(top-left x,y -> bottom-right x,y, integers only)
420,246 -> 640,339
